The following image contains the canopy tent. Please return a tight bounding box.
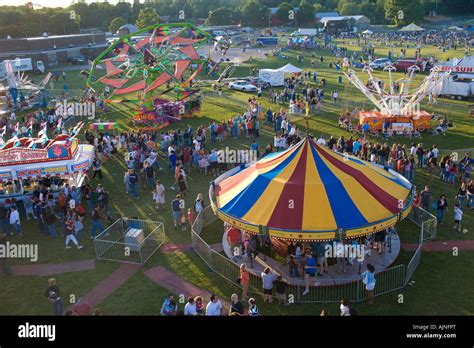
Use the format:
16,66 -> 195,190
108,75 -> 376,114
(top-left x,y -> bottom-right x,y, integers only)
362,29 -> 373,34
210,138 -> 413,241
399,23 -> 425,32
448,26 -> 464,31
275,63 -> 303,74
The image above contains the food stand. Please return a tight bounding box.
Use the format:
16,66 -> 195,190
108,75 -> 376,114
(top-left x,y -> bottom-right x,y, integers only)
0,135 -> 94,203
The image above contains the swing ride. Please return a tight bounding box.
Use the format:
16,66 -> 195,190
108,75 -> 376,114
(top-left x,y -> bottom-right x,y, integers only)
344,62 -> 449,132
0,59 -> 51,115
87,22 -> 232,130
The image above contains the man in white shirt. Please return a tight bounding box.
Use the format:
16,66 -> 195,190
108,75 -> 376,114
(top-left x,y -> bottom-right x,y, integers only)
410,143 -> 417,157
184,297 -> 197,316
167,145 -> 175,157
316,136 -> 326,146
10,112 -> 16,122
205,294 -> 222,316
431,145 -> 439,165
9,206 -> 21,237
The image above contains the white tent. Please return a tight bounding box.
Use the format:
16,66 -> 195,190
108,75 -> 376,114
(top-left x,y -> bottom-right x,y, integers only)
362,29 -> 373,34
275,63 -> 303,74
399,23 -> 425,32
448,26 -> 464,31
259,63 -> 303,87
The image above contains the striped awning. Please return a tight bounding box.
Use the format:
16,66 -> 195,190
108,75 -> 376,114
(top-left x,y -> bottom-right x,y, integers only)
212,137 -> 413,241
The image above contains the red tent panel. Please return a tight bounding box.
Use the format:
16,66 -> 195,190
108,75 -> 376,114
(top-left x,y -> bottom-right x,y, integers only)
175,60 -> 191,79
171,37 -> 205,46
105,60 -> 123,77
100,77 -> 129,88
114,80 -> 146,95
136,37 -> 150,49
144,72 -> 173,94
179,45 -> 200,60
153,36 -> 170,45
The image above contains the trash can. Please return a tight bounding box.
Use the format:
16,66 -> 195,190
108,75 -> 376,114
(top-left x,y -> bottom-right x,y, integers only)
338,76 -> 343,84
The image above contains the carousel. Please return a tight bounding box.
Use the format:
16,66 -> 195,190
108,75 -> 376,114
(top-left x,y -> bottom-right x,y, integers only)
209,137 -> 414,283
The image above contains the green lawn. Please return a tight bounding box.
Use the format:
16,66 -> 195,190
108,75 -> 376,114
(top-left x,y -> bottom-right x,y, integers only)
2,38 -> 473,315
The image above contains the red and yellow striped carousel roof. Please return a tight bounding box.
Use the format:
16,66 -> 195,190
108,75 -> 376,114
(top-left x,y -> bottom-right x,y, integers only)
212,137 -> 413,241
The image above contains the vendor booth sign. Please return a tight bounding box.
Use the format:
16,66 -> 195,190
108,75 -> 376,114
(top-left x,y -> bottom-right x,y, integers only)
0,148 -> 48,165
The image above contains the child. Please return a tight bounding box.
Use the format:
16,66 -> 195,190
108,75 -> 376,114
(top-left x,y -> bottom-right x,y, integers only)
180,213 -> 187,231
187,208 -> 194,228
152,190 -> 160,210
453,203 -> 463,233
195,296 -> 204,315
274,275 -> 287,305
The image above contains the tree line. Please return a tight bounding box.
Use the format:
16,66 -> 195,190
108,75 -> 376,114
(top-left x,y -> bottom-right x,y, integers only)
0,0 -> 472,38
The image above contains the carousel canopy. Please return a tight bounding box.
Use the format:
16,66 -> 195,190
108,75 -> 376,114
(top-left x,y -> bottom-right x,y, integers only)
212,138 -> 413,241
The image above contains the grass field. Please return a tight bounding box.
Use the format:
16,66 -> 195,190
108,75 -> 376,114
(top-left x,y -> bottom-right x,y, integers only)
1,38 -> 473,315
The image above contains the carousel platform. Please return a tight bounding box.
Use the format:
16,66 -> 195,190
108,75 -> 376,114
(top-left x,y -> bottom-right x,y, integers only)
220,231 -> 401,286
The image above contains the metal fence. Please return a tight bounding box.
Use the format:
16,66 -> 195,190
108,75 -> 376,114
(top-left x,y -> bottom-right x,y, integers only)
191,206 -> 426,303
94,218 -> 165,264
407,206 -> 437,241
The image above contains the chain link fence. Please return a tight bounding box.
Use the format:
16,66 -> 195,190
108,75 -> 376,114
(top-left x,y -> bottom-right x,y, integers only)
94,218 -> 165,265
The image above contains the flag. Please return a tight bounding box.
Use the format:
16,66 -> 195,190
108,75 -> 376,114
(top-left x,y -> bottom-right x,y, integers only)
38,126 -> 48,139
27,120 -> 33,136
14,122 -> 19,133
0,125 -> 6,138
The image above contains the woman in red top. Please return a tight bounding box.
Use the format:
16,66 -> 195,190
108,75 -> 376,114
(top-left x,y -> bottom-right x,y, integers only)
413,191 -> 421,222
240,263 -> 250,300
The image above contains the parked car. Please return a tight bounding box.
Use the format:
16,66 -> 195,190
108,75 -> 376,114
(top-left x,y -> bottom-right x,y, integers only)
369,58 -> 392,69
68,56 -> 86,65
247,77 -> 271,89
228,80 -> 258,92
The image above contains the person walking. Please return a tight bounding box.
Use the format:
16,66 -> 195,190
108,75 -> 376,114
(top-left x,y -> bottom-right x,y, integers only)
302,249 -> 317,296
65,218 -> 83,250
261,267 -> 276,303
205,294 -> 223,316
91,205 -> 106,239
435,194 -> 448,224
92,158 -> 103,180
9,206 -> 21,237
229,294 -> 244,315
128,169 -> 139,199
420,185 -> 432,213
361,264 -> 376,305
239,263 -> 250,300
248,298 -> 259,316
171,194 -> 185,231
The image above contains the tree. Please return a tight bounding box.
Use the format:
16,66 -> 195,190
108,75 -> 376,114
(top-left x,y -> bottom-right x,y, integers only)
241,0 -> 269,27
339,2 -> 359,16
276,2 -> 293,24
135,8 -> 159,29
297,0 -> 316,25
206,7 -> 238,25
109,17 -> 127,33
384,0 -> 423,26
